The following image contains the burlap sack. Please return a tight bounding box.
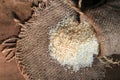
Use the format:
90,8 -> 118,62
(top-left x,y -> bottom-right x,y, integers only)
16,0 -> 108,80
1,0 -> 120,80
83,0 -> 120,56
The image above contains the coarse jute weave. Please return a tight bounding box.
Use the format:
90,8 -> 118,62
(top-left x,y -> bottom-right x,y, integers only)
16,0 -> 120,80
84,0 -> 120,56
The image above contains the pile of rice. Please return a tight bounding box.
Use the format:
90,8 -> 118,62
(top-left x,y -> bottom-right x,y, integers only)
49,15 -> 99,71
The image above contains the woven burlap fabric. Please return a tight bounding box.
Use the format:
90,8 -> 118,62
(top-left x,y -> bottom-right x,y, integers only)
83,0 -> 120,56
16,0 -> 106,80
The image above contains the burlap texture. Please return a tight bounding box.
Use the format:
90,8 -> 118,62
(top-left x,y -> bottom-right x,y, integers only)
84,0 -> 120,56
16,0 -> 106,80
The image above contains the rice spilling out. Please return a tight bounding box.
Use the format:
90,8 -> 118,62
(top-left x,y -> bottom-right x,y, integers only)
49,15 -> 99,71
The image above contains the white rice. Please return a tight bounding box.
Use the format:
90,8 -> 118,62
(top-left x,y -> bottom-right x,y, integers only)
49,15 -> 99,71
